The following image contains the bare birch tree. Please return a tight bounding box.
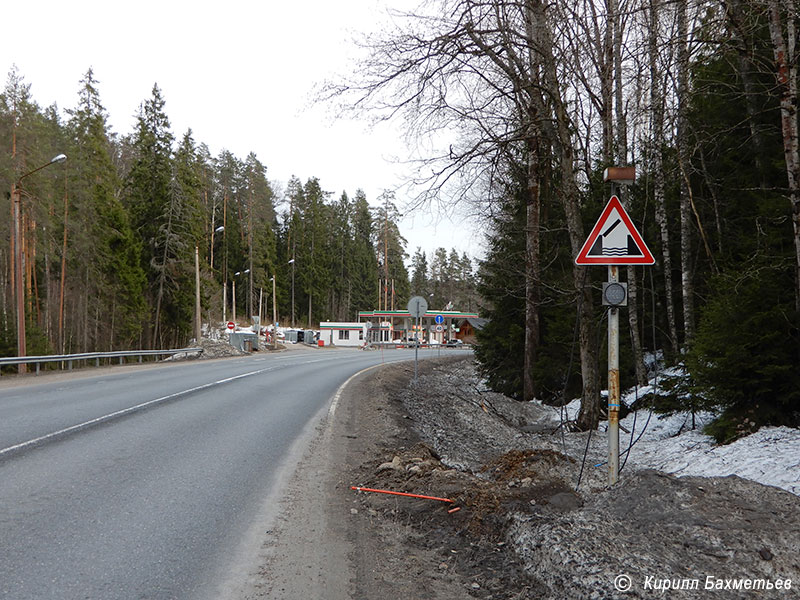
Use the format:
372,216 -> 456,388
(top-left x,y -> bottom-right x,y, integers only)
677,0 -> 697,343
766,0 -> 800,313
648,0 -> 680,355
326,0 -> 602,424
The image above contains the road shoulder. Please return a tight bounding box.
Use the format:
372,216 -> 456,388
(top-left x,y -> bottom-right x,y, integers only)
239,356 -> 471,599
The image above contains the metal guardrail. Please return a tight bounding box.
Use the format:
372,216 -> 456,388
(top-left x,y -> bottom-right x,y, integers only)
0,348 -> 203,376
367,342 -> 471,350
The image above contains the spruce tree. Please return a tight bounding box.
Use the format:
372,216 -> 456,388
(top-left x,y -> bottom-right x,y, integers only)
123,84 -> 175,346
474,193 -> 527,399
68,69 -> 146,348
410,248 -> 429,297
350,189 -> 378,315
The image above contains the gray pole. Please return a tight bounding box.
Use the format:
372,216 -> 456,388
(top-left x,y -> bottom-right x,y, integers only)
272,275 -> 277,350
291,259 -> 295,328
608,179 -> 621,485
608,264 -> 620,485
258,287 -> 263,330
195,246 -> 201,342
414,311 -> 419,383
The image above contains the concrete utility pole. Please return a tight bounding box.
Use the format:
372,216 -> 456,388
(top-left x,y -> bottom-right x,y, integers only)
195,246 -> 202,342
272,274 -> 277,350
289,258 -> 296,328
258,287 -> 263,332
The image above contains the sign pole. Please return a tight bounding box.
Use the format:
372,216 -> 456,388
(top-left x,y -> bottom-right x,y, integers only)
414,311 -> 419,383
608,264 -> 621,485
608,178 -> 621,486
576,167 -> 653,486
406,296 -> 428,384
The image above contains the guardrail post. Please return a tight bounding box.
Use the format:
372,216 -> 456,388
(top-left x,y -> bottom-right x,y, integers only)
119,356 -> 124,365
36,363 -> 40,375
138,356 -> 142,364
68,360 -> 73,371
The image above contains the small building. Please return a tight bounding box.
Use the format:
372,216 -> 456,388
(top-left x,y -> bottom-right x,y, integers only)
319,322 -> 369,347
455,317 -> 487,344
357,309 -> 479,344
367,321 -> 393,344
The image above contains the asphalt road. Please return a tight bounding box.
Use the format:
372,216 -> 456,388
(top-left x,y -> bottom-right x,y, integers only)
0,346 -> 453,600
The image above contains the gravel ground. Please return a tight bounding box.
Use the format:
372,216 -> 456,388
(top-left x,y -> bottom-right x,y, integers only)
246,354 -> 799,599
346,356 -> 800,599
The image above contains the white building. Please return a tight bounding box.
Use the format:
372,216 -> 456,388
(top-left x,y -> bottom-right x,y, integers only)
318,322 -> 369,347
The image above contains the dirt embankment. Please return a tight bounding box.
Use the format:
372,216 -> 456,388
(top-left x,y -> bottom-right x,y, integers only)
254,356 -> 800,599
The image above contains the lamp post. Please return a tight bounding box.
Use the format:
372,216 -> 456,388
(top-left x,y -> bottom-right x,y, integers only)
270,275 -> 277,349
288,258 -> 296,328
214,225 -> 225,322
232,269 -> 249,324
12,153 -> 67,374
194,246 -> 202,343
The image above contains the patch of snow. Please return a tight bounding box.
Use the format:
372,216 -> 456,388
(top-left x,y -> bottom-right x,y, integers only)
627,425 -> 800,496
537,369 -> 800,496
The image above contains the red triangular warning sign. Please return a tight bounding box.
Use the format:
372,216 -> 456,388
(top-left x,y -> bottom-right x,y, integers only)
575,196 -> 655,265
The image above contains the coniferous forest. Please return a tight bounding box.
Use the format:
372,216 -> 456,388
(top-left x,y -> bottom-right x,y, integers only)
329,0 -> 800,441
1,68 -> 481,361
4,0 -> 800,442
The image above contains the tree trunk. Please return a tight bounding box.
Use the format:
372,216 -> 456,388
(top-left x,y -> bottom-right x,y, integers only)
767,0 -> 800,314
677,0 -> 696,344
532,0 -> 600,429
610,0 -> 648,386
726,0 -> 768,178
523,131 -> 541,402
649,0 -> 679,355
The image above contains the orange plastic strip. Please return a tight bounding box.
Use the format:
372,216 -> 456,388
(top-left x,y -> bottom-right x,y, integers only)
351,486 -> 453,503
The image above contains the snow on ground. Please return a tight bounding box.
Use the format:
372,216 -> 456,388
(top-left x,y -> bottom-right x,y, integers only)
547,371 -> 800,496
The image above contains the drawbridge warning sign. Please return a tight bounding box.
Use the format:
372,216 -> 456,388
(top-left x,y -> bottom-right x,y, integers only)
575,196 -> 654,265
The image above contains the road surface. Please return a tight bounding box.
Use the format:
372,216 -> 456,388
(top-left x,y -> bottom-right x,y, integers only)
0,345 -> 451,599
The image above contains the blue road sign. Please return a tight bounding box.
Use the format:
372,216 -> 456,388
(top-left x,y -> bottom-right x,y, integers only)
435,314 -> 444,324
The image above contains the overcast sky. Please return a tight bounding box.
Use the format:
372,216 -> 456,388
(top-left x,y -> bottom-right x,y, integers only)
3,0 -> 485,264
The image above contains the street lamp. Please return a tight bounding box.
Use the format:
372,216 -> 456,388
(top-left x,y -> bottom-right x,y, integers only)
12,153 -> 67,373
288,258 -> 296,328
213,225 -> 226,320
270,275 -> 277,349
232,269 -> 249,324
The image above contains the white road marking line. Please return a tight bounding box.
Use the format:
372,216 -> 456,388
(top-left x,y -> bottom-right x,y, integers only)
0,354 -> 414,459
327,361 -> 402,419
0,366 -> 278,459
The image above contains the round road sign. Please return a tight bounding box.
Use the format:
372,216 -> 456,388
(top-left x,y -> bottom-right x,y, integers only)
227,321 -> 235,330
407,296 -> 428,318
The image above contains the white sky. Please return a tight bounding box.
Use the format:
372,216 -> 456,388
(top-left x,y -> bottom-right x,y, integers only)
2,0 -> 485,265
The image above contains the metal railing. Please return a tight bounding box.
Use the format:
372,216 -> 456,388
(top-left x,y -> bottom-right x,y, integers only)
0,348 -> 204,376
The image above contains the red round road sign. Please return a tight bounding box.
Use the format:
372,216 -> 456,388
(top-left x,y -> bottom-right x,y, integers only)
227,321 -> 235,330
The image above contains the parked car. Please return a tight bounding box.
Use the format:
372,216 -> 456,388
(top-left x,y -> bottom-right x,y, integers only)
445,338 -> 463,347
403,336 -> 421,348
